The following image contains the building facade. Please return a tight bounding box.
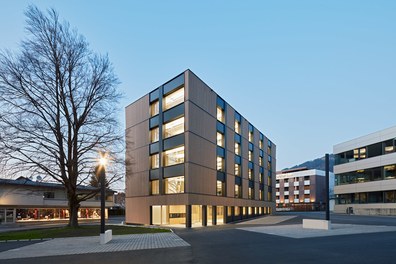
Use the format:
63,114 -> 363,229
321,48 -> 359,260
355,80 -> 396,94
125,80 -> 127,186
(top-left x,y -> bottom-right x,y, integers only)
0,177 -> 114,224
334,126 -> 396,215
275,168 -> 334,211
125,70 -> 276,227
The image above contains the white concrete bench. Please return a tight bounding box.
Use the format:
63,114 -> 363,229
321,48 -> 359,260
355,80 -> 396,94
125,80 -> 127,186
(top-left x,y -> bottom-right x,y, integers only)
303,219 -> 331,230
100,229 -> 112,244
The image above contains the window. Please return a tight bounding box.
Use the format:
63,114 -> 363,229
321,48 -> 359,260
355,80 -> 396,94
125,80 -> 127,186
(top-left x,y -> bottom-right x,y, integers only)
150,180 -> 159,195
163,87 -> 184,110
259,157 -> 263,166
259,190 -> 264,200
217,181 -> 225,196
235,164 -> 241,176
259,172 -> 263,183
268,176 -> 272,186
384,165 -> 396,179
235,184 -> 241,198
150,100 -> 159,116
384,139 -> 395,154
235,142 -> 241,155
353,147 -> 366,160
217,106 -> 225,123
163,146 -> 184,166
249,150 -> 253,161
235,120 -> 241,134
249,131 -> 253,142
151,154 -> 159,169
43,192 -> 55,199
217,132 -> 225,147
164,117 -> 184,139
150,127 -> 159,143
248,187 -> 254,199
248,168 -> 253,180
235,206 -> 240,216
217,156 -> 225,171
164,176 -> 184,194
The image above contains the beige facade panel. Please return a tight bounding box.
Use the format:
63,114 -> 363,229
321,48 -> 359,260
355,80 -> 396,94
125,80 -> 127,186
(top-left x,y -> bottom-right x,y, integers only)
225,105 -> 235,129
125,95 -> 149,129
125,120 -> 150,151
185,101 -> 216,144
242,178 -> 249,199
125,171 -> 149,197
334,203 -> 396,215
186,71 -> 217,116
226,127 -> 234,153
185,162 -> 216,195
227,174 -> 235,198
226,150 -> 235,174
126,146 -> 149,174
241,118 -> 249,141
186,131 -> 216,169
125,197 -> 150,224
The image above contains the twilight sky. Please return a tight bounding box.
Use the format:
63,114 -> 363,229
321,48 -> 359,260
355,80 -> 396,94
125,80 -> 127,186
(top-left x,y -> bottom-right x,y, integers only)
1,0 -> 395,170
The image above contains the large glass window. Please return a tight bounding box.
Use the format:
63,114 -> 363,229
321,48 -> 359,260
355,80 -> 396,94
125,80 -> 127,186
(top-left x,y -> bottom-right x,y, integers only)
249,150 -> 253,161
235,142 -> 241,155
163,117 -> 184,139
163,146 -> 184,166
384,165 -> 396,179
235,164 -> 241,176
164,176 -> 184,194
248,187 -> 254,199
150,180 -> 159,195
235,184 -> 241,198
217,106 -> 225,123
384,139 -> 395,154
217,156 -> 225,171
150,127 -> 159,143
235,120 -> 241,134
217,132 -> 225,147
150,100 -> 159,116
151,154 -> 159,169
217,181 -> 225,196
249,168 -> 253,180
163,87 -> 184,111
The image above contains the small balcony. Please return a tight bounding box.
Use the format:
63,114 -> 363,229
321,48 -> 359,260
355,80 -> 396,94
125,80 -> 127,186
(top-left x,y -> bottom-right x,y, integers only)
275,183 -> 280,188
304,180 -> 310,186
294,199 -> 299,203
284,182 -> 289,187
284,199 -> 289,204
276,192 -> 280,196
294,190 -> 299,195
276,199 -> 280,203
293,182 -> 299,186
304,190 -> 310,194
304,198 -> 310,203
284,191 -> 289,195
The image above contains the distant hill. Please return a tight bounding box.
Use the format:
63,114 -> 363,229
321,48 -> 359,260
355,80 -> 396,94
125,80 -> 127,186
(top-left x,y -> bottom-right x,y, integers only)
283,154 -> 335,172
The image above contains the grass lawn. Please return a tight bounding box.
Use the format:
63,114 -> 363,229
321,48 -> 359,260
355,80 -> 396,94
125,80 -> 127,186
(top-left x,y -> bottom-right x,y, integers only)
0,225 -> 170,241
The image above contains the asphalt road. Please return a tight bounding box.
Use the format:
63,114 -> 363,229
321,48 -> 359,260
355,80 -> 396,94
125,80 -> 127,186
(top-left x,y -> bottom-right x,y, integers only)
1,212 -> 396,264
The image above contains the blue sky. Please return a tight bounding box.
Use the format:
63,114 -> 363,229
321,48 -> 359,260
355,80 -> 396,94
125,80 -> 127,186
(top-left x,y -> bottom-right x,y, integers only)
1,1 -> 395,170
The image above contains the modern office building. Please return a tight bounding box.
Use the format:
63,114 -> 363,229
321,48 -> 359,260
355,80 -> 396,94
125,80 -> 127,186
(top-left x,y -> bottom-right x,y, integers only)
275,167 -> 334,211
125,70 -> 276,227
334,126 -> 396,215
0,177 -> 114,224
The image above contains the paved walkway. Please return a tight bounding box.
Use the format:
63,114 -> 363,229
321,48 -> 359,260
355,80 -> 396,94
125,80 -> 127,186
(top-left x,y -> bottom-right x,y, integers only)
236,215 -> 297,225
0,232 -> 190,260
238,223 -> 396,238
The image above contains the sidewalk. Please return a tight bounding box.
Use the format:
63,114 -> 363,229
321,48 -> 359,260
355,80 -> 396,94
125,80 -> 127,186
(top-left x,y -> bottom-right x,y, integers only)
0,232 -> 190,260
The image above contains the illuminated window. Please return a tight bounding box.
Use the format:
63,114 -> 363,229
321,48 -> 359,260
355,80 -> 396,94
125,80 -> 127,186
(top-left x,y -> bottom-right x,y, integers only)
259,172 -> 263,183
259,140 -> 263,149
163,146 -> 184,166
235,164 -> 241,176
150,127 -> 159,143
163,87 -> 184,110
235,184 -> 241,198
249,168 -> 253,180
217,132 -> 225,147
259,190 -> 264,200
259,157 -> 263,166
150,180 -> 159,195
151,154 -> 159,169
268,176 -> 272,186
235,206 -> 240,216
235,142 -> 241,155
164,117 -> 184,139
150,100 -> 159,116
164,176 -> 184,194
249,151 -> 253,161
267,191 -> 272,201
249,132 -> 253,142
217,181 -> 224,196
217,156 -> 225,171
217,106 -> 225,123
235,120 -> 240,134
248,187 -> 254,199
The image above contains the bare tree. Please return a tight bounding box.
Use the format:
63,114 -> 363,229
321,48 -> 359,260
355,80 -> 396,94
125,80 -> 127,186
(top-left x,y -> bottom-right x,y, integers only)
0,5 -> 123,227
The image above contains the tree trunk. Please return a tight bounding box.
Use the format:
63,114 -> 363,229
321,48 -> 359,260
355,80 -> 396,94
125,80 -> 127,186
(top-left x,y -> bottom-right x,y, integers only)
68,198 -> 80,228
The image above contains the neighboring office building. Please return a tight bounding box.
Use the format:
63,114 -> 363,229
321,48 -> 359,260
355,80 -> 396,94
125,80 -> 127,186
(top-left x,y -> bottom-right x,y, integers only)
0,177 -> 115,224
334,126 -> 396,215
125,69 -> 276,228
275,167 -> 334,211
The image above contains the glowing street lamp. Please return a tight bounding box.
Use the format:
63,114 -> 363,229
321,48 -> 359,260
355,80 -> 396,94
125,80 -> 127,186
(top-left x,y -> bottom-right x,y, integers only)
97,153 -> 107,235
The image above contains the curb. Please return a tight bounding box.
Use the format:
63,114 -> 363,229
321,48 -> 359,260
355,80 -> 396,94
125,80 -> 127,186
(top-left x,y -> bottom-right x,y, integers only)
0,238 -> 53,243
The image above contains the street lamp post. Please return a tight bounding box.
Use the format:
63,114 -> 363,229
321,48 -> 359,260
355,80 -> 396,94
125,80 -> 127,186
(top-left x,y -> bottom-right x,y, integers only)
98,156 -> 107,235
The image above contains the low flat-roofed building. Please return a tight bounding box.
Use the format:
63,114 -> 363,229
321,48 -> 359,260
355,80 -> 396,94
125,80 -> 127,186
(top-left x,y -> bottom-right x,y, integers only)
334,126 -> 396,215
0,177 -> 114,224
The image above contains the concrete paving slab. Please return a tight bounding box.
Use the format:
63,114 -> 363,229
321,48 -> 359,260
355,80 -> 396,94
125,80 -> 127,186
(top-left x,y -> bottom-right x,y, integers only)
238,224 -> 396,238
236,215 -> 297,225
0,232 -> 190,260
